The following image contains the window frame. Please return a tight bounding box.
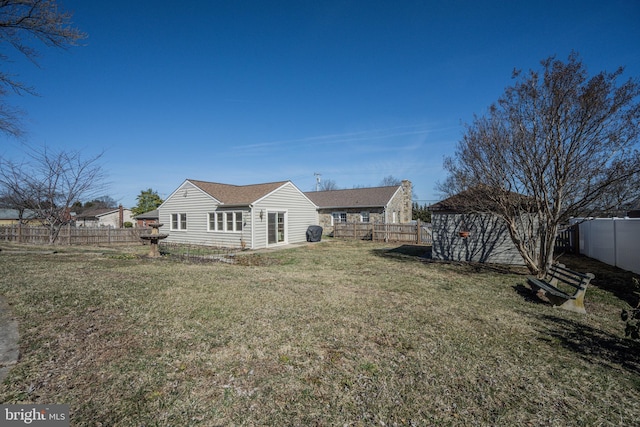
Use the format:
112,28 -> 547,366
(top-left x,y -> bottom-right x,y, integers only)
208,211 -> 243,232
170,213 -> 187,230
331,211 -> 347,226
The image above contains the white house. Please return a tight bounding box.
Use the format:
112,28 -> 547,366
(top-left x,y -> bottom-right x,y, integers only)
158,179 -> 318,249
75,206 -> 133,228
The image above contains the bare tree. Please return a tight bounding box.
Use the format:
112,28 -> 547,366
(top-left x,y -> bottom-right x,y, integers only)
379,175 -> 401,186
440,53 -> 640,276
0,145 -> 106,243
318,179 -> 339,191
0,0 -> 86,137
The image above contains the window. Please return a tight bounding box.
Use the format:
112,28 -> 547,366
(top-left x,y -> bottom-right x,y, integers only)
208,213 -> 216,231
361,211 -> 370,223
235,212 -> 243,231
216,212 -> 224,231
171,213 -> 187,230
226,213 -> 234,231
208,211 -> 243,232
332,212 -> 347,225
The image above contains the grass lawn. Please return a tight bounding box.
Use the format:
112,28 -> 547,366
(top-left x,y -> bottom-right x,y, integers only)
1,239 -> 639,426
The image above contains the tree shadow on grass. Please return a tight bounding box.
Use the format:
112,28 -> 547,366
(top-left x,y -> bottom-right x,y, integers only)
371,245 -> 432,262
533,313 -> 640,376
554,253 -> 640,308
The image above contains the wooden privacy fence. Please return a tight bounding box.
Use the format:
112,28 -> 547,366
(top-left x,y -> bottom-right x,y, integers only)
555,225 -> 578,254
334,221 -> 433,245
0,225 -> 144,245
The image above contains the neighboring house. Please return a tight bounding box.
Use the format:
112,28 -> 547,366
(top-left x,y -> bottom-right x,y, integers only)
430,190 -> 534,265
0,209 -> 37,225
158,179 -> 318,249
133,209 -> 159,228
75,206 -> 133,228
304,180 -> 413,234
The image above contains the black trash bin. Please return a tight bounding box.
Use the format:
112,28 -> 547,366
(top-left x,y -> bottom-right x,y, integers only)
306,225 -> 323,242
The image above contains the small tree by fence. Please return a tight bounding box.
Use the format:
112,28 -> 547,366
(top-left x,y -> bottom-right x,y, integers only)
334,221 -> 433,245
0,225 -> 144,245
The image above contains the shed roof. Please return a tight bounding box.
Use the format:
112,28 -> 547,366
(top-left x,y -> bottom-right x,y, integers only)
75,208 -> 123,220
430,187 -> 534,213
133,209 -> 159,219
188,179 -> 290,205
304,186 -> 400,209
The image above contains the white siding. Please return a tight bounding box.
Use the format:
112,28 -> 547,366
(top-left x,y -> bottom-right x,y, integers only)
158,180 -> 317,249
158,181 -> 252,248
253,182 -> 318,249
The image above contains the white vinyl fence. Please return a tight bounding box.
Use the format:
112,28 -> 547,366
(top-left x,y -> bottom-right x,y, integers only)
570,218 -> 640,274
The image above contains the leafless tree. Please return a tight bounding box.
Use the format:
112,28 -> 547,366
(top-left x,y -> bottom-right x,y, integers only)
440,53 -> 640,276
379,175 -> 401,186
0,145 -> 106,243
318,179 -> 339,191
0,0 -> 86,137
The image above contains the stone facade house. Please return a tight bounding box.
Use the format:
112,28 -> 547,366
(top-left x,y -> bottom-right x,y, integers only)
304,180 -> 413,234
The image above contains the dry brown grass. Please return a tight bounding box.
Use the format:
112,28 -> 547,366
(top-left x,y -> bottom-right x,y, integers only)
1,239 -> 639,426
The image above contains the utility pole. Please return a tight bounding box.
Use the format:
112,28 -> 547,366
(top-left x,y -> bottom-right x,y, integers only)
314,173 -> 321,191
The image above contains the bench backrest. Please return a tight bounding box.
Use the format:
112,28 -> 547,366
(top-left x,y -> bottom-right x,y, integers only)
546,263 -> 595,290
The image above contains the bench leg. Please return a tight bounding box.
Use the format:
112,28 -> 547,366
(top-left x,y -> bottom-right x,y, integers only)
544,290 -> 587,314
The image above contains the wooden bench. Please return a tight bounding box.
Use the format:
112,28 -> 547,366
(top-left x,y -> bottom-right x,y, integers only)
527,263 -> 595,314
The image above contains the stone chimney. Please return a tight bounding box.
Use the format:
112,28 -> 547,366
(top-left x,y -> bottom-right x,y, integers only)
401,180 -> 412,223
118,205 -> 124,228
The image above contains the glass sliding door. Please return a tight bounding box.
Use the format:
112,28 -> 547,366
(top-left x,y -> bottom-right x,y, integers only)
267,211 -> 286,245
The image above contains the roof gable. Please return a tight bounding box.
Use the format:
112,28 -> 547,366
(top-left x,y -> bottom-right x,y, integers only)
304,186 -> 400,209
188,179 -> 290,205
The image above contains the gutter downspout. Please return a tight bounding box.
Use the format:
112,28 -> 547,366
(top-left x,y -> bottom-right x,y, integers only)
249,204 -> 255,250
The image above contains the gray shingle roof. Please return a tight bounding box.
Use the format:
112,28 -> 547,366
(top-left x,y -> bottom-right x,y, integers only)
133,209 -> 158,219
75,208 -> 118,220
304,186 -> 400,209
0,209 -> 37,220
188,180 -> 290,205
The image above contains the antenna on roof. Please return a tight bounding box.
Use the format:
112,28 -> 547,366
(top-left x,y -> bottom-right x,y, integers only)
314,172 -> 321,191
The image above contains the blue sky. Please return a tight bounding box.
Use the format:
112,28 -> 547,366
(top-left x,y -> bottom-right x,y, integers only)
1,0 -> 639,208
